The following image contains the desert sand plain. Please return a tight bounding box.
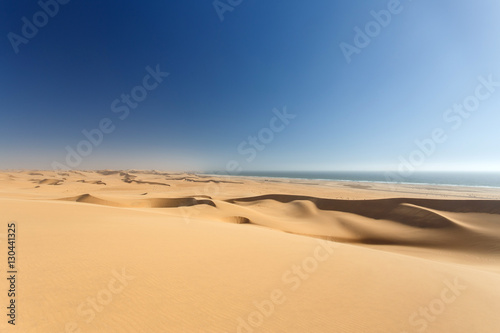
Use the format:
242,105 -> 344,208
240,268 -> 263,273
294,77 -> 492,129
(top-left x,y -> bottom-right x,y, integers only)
1,170 -> 500,333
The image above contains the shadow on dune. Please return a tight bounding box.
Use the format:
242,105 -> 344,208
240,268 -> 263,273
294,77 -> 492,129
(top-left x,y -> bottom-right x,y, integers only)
34,179 -> 64,185
55,193 -> 500,250
58,194 -> 215,208
226,195 -> 500,228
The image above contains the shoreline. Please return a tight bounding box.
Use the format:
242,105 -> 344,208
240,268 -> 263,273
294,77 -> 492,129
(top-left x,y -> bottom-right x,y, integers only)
198,172 -> 500,196
4,168 -> 500,190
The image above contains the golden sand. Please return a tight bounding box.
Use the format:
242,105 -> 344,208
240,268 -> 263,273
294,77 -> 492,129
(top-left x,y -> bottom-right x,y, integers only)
1,170 -> 499,332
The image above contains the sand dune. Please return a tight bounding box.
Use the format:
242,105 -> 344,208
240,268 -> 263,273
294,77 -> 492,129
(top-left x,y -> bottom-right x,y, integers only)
58,194 -> 216,208
76,180 -> 107,185
36,178 -> 65,185
1,170 -> 500,332
228,194 -> 500,215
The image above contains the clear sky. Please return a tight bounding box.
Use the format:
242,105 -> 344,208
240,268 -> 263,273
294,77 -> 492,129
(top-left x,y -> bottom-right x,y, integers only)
1,0 -> 499,172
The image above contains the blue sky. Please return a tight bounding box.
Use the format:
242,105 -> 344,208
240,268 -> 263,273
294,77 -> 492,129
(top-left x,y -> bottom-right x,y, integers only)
1,0 -> 499,172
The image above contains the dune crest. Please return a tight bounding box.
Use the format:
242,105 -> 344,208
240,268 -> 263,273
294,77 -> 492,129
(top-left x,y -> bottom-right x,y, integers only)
58,193 -> 216,208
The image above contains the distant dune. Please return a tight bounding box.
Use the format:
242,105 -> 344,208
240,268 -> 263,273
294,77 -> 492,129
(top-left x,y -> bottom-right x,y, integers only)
37,178 -> 64,185
1,170 -> 500,332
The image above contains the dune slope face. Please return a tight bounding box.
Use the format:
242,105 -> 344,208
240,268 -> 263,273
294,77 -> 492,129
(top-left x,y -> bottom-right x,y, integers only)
1,170 -> 500,333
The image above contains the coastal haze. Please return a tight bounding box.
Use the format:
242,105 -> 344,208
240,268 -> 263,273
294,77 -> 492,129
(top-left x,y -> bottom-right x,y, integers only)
2,1 -> 500,333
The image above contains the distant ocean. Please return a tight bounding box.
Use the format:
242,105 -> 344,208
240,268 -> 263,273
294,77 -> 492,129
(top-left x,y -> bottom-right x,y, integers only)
232,171 -> 500,188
